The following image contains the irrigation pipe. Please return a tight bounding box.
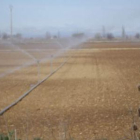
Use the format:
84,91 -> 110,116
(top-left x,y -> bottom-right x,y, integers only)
0,57 -> 70,116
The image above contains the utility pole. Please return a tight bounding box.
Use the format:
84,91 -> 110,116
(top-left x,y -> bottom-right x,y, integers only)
9,5 -> 13,38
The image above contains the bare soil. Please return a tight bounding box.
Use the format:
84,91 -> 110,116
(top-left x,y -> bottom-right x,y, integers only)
1,42 -> 140,140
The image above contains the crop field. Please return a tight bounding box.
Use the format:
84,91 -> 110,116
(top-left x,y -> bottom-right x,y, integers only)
1,42 -> 140,140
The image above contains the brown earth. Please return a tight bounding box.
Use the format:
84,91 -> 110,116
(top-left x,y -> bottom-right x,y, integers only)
0,42 -> 140,140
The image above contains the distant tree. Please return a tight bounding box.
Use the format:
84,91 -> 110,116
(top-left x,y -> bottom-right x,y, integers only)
14,33 -> 22,39
135,33 -> 140,39
72,33 -> 85,38
102,26 -> 106,38
95,33 -> 102,40
106,33 -> 114,40
53,35 -> 57,39
2,33 -> 9,40
122,26 -> 126,39
46,32 -> 51,39
57,31 -> 60,38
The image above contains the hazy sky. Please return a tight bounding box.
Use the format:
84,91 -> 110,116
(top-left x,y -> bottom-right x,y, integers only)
1,0 -> 140,36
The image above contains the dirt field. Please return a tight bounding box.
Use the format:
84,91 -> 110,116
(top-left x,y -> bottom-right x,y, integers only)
1,42 -> 140,140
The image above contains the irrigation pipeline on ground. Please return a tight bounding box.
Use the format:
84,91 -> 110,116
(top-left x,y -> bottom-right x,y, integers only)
0,57 -> 70,116
0,37 -> 90,115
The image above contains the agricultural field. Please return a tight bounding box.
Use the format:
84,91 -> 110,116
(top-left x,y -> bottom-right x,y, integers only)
1,42 -> 140,140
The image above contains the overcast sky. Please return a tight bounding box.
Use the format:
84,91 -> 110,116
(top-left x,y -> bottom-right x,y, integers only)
1,0 -> 140,36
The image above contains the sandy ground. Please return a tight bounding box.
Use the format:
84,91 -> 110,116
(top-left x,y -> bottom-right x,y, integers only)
1,42 -> 140,140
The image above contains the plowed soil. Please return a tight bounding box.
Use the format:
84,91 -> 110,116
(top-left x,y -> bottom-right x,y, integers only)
1,42 -> 140,140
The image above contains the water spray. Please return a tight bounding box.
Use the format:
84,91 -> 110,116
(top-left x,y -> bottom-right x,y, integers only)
0,36 -> 93,116
0,40 -> 37,61
0,61 -> 36,78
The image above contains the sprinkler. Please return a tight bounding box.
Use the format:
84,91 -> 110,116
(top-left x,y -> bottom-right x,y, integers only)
50,55 -> 53,73
37,60 -> 41,83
